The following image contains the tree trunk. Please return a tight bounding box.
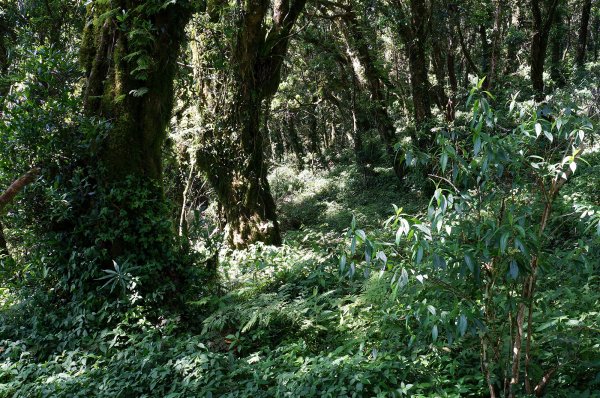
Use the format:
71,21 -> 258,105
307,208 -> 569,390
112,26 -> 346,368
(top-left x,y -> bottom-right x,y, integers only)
196,0 -> 306,248
0,14 -> 14,100
351,77 -> 364,162
262,101 -> 273,163
0,222 -> 9,259
0,168 -> 40,264
335,8 -> 403,179
550,7 -> 566,86
431,41 -> 449,117
576,0 -> 592,67
307,98 -> 324,167
487,0 -> 503,89
286,108 -> 305,169
446,30 -> 458,120
593,15 -> 600,61
479,24 -> 491,79
272,120 -> 286,161
202,93 -> 282,248
530,0 -> 560,98
399,0 -> 433,130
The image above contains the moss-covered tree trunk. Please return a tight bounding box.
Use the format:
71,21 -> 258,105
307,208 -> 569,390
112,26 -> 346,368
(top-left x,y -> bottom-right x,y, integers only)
81,0 -> 191,182
78,0 -> 192,295
197,0 -> 306,248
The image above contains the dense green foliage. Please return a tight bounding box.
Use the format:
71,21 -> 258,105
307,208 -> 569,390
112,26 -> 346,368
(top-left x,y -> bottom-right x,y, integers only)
1,0 -> 599,397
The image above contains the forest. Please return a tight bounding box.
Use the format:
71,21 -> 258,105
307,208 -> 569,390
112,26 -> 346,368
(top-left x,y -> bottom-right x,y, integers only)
0,0 -> 599,396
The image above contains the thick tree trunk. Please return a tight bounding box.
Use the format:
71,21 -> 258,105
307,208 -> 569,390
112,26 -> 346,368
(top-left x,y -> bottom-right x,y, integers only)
200,94 -> 282,248
196,0 -> 306,248
576,0 -> 592,67
78,1 -> 192,297
81,1 -> 190,182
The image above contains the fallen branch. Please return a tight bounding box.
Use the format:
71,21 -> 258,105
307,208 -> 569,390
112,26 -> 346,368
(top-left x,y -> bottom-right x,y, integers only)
0,168 -> 40,214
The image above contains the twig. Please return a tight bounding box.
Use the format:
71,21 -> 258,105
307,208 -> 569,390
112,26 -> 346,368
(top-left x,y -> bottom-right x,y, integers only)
428,174 -> 460,194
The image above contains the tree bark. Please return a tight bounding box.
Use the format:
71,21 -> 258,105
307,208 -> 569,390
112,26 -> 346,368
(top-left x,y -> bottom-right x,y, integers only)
479,24 -> 491,79
575,0 -> 592,67
196,0 -> 306,248
446,31 -> 458,120
431,41 -> 449,117
272,120 -> 286,161
593,15 -> 600,61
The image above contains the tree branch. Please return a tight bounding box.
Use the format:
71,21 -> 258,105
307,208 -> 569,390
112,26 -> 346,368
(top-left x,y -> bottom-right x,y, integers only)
0,168 -> 40,214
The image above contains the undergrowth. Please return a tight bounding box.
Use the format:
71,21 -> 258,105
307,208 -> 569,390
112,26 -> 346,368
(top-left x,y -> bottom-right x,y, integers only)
2,150 -> 598,397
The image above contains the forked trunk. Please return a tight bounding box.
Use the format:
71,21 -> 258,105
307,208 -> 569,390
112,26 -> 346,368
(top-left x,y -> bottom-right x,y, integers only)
196,0 -> 306,248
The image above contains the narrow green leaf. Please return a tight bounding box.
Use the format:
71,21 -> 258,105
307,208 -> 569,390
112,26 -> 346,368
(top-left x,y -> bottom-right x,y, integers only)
458,315 -> 467,336
500,231 -> 510,253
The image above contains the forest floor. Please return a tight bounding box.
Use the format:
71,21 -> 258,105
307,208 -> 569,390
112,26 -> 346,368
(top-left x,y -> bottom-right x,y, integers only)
1,157 -> 599,397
